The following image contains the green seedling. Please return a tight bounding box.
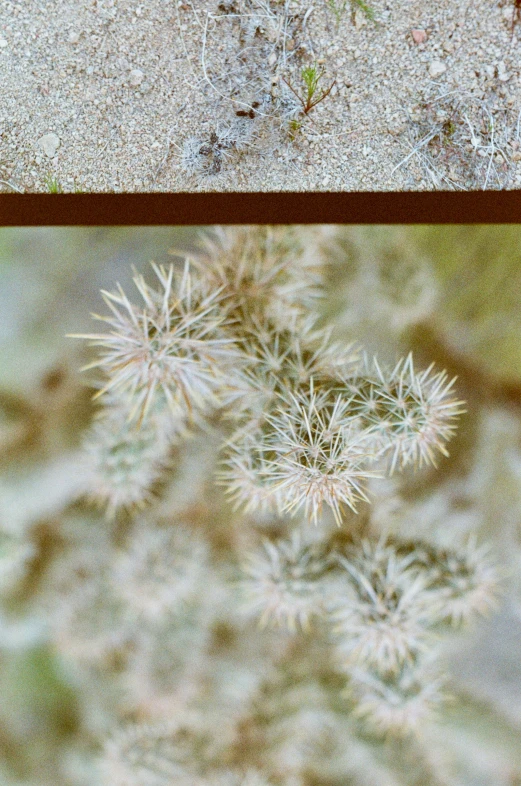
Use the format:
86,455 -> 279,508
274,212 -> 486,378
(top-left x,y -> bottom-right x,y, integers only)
288,118 -> 304,141
44,174 -> 63,194
327,0 -> 375,24
442,118 -> 456,145
283,63 -> 336,120
350,0 -> 375,21
327,0 -> 348,25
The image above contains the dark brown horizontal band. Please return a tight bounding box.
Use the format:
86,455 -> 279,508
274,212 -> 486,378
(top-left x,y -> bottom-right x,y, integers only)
1,191 -> 521,226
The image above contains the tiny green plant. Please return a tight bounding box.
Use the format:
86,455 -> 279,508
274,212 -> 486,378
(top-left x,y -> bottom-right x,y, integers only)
441,117 -> 457,146
44,174 -> 63,194
351,0 -> 376,21
283,63 -> 336,121
288,118 -> 304,141
327,0 -> 348,26
327,0 -> 375,24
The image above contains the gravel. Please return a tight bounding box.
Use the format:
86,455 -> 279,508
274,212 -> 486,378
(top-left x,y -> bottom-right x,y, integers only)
1,0 -> 520,192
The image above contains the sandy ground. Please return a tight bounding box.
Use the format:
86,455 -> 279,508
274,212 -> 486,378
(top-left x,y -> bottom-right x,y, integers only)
1,0 -> 521,193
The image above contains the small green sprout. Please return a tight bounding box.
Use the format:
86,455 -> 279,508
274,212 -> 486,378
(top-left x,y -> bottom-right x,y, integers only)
283,63 -> 336,120
326,0 -> 375,24
327,0 -> 348,25
288,118 -> 304,141
44,174 -> 63,194
350,0 -> 375,21
442,118 -> 456,143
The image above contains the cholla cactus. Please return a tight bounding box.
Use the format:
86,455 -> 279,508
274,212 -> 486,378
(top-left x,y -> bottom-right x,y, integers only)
347,659 -> 446,737
399,538 -> 501,627
111,520 -> 210,624
221,384 -> 379,525
100,720 -> 199,786
69,228 -> 488,728
240,531 -> 498,738
81,400 -> 183,518
192,226 -> 325,328
347,354 -> 465,472
331,546 -> 436,675
70,261 -> 238,424
239,533 -> 332,632
1,226 -> 514,786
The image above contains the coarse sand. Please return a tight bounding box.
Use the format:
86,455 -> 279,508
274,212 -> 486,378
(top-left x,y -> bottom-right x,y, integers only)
1,0 -> 520,193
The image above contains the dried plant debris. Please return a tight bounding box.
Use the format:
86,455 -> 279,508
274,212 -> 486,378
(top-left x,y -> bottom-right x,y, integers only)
396,91 -> 521,190
177,1 -> 337,179
181,120 -> 258,180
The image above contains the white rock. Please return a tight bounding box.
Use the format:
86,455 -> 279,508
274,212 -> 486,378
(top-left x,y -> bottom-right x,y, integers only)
37,133 -> 60,157
0,38 -> 7,48
498,61 -> 511,82
429,60 -> 447,78
129,68 -> 144,86
68,31 -> 80,44
354,8 -> 367,28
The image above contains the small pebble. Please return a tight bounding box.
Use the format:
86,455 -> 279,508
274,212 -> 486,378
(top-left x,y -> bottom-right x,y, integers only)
411,29 -> 427,44
0,38 -> 8,48
354,9 -> 367,29
68,31 -> 80,44
429,60 -> 447,78
498,61 -> 511,82
129,69 -> 144,87
37,132 -> 60,157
